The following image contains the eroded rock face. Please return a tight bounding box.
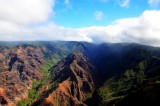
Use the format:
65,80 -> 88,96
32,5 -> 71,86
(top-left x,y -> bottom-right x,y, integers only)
41,52 -> 98,106
0,87 -> 12,106
0,45 -> 45,105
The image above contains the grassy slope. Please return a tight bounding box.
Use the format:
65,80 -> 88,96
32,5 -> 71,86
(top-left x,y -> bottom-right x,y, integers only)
17,52 -> 64,106
16,41 -> 89,106
15,42 -> 160,106
86,57 -> 160,106
17,61 -> 55,106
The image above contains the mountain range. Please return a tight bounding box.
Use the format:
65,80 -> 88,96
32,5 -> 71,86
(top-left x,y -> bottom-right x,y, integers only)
0,41 -> 160,106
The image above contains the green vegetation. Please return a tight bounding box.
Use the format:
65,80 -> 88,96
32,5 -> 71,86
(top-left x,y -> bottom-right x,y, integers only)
14,42 -> 160,106
96,61 -> 146,105
85,56 -> 160,106
17,79 -> 42,106
17,58 -> 60,106
31,83 -> 58,106
16,41 -> 84,106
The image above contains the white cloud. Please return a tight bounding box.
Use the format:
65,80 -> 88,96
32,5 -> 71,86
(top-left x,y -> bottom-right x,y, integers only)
0,3 -> 160,47
148,0 -> 160,7
0,0 -> 54,25
117,0 -> 130,8
86,10 -> 160,46
94,11 -> 104,21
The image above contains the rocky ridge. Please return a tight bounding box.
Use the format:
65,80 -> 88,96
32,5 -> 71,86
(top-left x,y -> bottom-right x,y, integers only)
0,45 -> 45,105
32,51 -> 98,106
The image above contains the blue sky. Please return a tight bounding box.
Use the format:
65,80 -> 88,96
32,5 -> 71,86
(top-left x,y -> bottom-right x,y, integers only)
0,0 -> 160,46
53,0 -> 159,28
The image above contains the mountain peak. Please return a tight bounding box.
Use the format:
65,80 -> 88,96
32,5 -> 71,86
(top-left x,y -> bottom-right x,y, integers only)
37,51 -> 98,106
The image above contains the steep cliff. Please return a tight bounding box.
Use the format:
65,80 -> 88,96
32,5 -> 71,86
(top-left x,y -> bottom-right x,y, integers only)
0,45 -> 45,105
34,51 -> 98,106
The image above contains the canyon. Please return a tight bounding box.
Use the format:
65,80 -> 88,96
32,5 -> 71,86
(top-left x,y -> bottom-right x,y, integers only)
0,41 -> 160,106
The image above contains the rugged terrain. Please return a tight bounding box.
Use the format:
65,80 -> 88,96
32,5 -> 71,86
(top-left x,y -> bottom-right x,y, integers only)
0,45 -> 45,105
0,41 -> 160,106
33,52 -> 98,106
